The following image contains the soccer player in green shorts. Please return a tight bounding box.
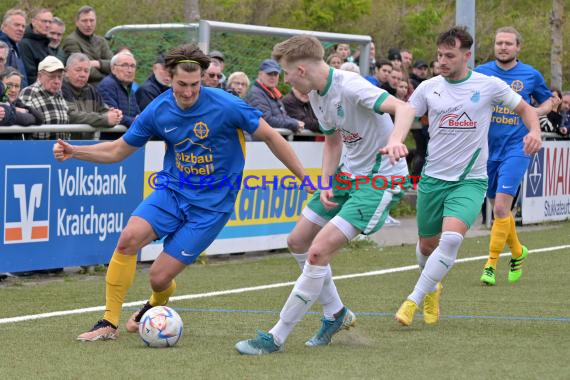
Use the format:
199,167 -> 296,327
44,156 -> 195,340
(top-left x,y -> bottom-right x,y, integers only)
380,26 -> 542,327
235,35 -> 416,355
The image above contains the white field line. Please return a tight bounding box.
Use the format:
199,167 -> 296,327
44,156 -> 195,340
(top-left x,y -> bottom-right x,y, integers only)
1,244 -> 569,325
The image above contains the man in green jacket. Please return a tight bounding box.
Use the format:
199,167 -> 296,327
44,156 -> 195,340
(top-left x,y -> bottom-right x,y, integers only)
62,6 -> 113,85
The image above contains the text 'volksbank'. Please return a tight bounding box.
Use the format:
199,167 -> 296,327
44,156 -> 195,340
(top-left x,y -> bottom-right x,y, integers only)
57,167 -> 127,241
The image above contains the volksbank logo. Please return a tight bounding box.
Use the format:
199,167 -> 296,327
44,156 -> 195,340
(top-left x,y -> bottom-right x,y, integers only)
4,165 -> 51,244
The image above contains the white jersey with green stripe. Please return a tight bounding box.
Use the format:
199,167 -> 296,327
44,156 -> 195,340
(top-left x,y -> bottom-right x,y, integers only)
409,71 -> 522,181
308,68 -> 408,178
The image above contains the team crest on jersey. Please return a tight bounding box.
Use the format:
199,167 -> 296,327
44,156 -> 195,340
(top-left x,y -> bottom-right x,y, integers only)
511,80 -> 524,93
193,121 -> 209,139
470,91 -> 480,103
336,103 -> 345,118
438,112 -> 477,129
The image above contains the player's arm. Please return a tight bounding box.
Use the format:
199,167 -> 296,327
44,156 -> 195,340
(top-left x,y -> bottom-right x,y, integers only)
534,98 -> 553,117
379,96 -> 416,164
53,137 -> 138,164
252,118 -> 308,185
514,99 -> 542,155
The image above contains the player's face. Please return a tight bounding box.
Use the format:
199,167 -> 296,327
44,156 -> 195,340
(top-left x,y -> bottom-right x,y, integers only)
281,61 -> 312,95
494,32 -> 520,64
172,68 -> 202,109
437,39 -> 470,80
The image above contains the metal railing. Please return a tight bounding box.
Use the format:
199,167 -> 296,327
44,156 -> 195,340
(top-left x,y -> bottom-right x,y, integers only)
0,124 -> 128,134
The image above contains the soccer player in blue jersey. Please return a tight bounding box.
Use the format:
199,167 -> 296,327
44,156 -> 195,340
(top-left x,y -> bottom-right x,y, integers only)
53,44 -> 310,341
475,27 -> 552,286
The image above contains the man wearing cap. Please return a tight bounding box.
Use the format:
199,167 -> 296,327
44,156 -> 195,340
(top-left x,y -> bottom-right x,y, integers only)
410,59 -> 429,89
387,48 -> 402,70
246,59 -> 303,133
209,50 -> 226,88
202,60 -> 223,88
18,55 -> 69,139
136,54 -> 171,110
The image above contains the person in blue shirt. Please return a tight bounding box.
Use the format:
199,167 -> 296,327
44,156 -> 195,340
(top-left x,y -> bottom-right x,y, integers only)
53,43 -> 310,342
475,27 -> 552,286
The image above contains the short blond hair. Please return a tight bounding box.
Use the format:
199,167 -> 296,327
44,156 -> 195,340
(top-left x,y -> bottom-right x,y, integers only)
496,26 -> 523,46
272,35 -> 324,64
227,71 -> 250,88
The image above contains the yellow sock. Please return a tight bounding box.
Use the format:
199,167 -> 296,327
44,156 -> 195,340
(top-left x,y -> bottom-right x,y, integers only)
506,212 -> 523,258
103,251 -> 137,327
486,216 -> 510,268
149,279 -> 177,306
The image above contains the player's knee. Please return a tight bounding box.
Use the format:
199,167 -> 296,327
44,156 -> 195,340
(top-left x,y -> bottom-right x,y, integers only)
307,244 -> 329,265
493,204 -> 510,219
419,238 -> 438,255
116,227 -> 142,254
149,269 -> 171,291
438,231 -> 464,259
287,233 -> 309,253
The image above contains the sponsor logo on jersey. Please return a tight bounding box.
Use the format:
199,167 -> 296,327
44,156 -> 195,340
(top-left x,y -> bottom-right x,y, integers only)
340,128 -> 362,144
438,112 -> 478,129
511,80 -> 524,93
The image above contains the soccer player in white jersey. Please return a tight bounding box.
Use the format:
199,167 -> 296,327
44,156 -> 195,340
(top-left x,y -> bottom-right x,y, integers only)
380,26 -> 542,327
235,35 -> 416,355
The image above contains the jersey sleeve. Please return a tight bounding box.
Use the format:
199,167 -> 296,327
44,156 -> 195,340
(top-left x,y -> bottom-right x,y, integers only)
408,81 -> 428,116
122,106 -> 156,147
344,75 -> 389,114
229,96 -> 262,134
531,69 -> 553,104
490,76 -> 522,111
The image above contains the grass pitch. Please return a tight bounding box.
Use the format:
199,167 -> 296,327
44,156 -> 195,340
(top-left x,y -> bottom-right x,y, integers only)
1,221 -> 569,379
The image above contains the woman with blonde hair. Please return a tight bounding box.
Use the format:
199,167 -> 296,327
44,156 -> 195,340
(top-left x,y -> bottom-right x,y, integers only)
226,71 -> 250,98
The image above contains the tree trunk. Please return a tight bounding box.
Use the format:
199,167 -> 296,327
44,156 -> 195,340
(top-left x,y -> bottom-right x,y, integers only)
185,0 -> 200,22
550,0 -> 563,90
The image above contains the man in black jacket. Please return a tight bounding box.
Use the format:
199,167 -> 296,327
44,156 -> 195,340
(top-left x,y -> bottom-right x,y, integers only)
20,8 -> 54,84
136,54 -> 171,111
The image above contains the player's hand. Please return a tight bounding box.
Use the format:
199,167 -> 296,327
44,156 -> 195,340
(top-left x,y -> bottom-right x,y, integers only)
53,139 -> 75,161
379,142 -> 409,165
320,188 -> 337,209
523,131 -> 542,155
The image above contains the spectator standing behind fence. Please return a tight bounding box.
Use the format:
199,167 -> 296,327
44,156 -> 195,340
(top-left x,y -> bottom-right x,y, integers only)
202,60 -> 223,88
18,56 -> 70,140
409,60 -> 429,89
326,53 -> 342,69
209,50 -> 226,88
400,49 -> 413,72
365,59 -> 392,88
136,54 -> 171,111
19,8 -> 54,84
62,6 -> 113,85
560,92 -> 570,137
282,87 -> 319,134
388,49 -> 402,70
246,59 -> 303,133
48,17 -> 66,63
0,41 -> 8,72
0,82 -> 16,127
226,71 -> 250,98
0,9 -> 28,87
97,52 -> 140,139
63,52 -> 123,130
1,68 -> 44,134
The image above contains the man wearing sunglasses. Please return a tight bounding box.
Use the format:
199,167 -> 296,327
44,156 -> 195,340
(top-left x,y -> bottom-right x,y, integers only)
203,60 -> 223,88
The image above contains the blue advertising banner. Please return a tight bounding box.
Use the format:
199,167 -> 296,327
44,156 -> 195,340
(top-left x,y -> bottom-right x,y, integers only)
1,141 -> 144,272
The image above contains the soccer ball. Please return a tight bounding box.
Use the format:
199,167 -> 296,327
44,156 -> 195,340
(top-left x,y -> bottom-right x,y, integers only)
138,306 -> 184,348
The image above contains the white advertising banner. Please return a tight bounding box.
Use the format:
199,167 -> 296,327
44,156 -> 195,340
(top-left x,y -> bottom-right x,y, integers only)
141,141 -> 322,260
521,140 -> 570,224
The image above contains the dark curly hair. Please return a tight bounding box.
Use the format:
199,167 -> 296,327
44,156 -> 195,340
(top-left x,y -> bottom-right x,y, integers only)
436,26 -> 473,50
164,44 -> 211,77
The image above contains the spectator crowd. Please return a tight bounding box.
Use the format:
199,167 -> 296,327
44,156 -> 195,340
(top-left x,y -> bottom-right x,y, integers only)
1,4 -> 569,147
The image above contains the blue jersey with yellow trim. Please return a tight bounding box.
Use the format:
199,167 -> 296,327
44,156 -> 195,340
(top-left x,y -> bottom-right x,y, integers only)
123,87 -> 261,212
475,60 -> 551,160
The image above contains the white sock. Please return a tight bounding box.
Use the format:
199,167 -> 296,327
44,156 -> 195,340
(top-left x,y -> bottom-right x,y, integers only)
292,253 -> 343,320
415,241 -> 428,271
269,263 -> 328,345
408,232 -> 463,305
